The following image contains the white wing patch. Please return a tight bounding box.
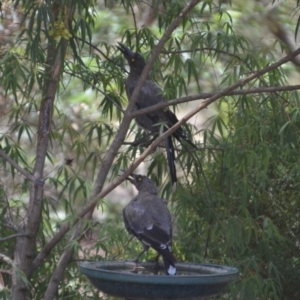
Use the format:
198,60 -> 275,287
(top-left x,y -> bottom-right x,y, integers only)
146,224 -> 153,230
159,244 -> 167,249
141,239 -> 151,246
168,265 -> 176,275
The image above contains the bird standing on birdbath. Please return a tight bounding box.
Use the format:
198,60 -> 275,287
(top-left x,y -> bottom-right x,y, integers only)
123,173 -> 176,275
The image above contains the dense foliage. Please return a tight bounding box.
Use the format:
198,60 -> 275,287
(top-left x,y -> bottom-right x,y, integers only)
0,0 -> 299,299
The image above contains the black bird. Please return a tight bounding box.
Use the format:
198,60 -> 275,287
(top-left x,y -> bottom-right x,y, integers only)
117,43 -> 196,184
123,173 -> 176,275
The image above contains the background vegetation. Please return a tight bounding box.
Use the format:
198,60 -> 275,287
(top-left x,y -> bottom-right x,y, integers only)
0,0 -> 300,299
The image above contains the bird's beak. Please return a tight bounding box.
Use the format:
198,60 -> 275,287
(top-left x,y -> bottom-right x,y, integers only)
127,174 -> 135,185
119,169 -> 135,185
116,42 -> 134,60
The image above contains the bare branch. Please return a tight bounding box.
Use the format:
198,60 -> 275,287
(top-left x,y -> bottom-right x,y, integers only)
0,253 -> 13,265
130,85 -> 300,119
12,3 -> 72,299
0,268 -> 12,275
42,220 -> 84,299
0,149 -> 36,182
122,139 -> 223,152
43,246 -> 74,300
3,187 -> 14,225
0,234 -> 29,242
130,2 -> 138,42
75,35 -> 128,75
162,47 -> 242,58
266,8 -> 300,67
64,69 -> 125,113
0,219 -> 18,232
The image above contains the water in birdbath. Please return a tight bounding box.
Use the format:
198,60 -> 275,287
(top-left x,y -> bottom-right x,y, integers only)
97,264 -> 216,276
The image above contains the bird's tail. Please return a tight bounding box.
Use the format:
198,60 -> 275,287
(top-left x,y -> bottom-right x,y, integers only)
164,110 -> 197,149
162,255 -> 176,275
175,130 -> 197,149
164,136 -> 177,184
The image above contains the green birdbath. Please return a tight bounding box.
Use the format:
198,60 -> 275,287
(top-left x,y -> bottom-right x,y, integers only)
79,261 -> 239,299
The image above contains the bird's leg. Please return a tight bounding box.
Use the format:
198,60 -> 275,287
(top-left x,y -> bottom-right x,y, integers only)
154,253 -> 160,265
143,254 -> 160,275
142,135 -> 157,147
127,243 -> 149,263
154,255 -> 160,274
146,253 -> 160,269
127,249 -> 147,263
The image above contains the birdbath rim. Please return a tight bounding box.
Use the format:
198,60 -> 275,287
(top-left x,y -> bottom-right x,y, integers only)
79,260 -> 239,299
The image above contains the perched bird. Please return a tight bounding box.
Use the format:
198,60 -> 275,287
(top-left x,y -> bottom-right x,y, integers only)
123,173 -> 176,275
117,43 -> 196,184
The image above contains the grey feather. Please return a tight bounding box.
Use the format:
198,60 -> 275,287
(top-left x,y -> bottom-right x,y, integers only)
117,43 -> 197,184
123,173 -> 176,275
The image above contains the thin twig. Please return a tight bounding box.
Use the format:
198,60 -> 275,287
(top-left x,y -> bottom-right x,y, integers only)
162,47 -> 243,58
0,149 -> 36,182
0,253 -> 13,265
64,69 -> 125,113
0,234 -> 29,242
129,2 -> 138,44
3,192 -> 13,226
0,268 -> 12,275
75,36 -> 128,73
0,219 -> 18,231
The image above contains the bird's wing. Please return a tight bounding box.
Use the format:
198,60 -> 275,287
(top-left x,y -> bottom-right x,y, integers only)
127,78 -> 196,149
123,194 -> 176,269
127,81 -> 167,123
139,212 -> 176,266
164,109 -> 197,149
123,208 -> 131,233
128,80 -> 165,105
124,195 -> 171,244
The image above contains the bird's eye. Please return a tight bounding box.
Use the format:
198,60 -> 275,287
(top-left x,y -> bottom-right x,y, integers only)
131,58 -> 135,62
137,176 -> 143,182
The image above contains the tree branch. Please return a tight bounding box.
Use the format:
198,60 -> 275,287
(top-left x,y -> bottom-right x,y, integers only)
0,253 -> 13,265
266,5 -> 300,67
42,237 -> 75,300
0,219 -> 18,232
162,46 -> 243,58
130,84 -> 300,118
64,69 -> 125,112
0,149 -> 36,182
0,268 -> 12,275
12,2 -> 71,299
0,234 -> 29,242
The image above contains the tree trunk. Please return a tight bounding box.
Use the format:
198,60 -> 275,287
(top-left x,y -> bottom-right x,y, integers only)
11,2 -> 69,298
